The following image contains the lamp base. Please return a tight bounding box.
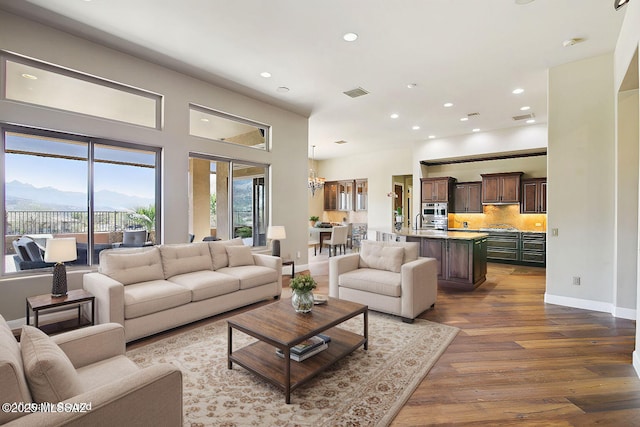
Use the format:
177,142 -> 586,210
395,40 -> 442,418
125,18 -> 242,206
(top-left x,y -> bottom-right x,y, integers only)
51,263 -> 68,297
272,239 -> 281,257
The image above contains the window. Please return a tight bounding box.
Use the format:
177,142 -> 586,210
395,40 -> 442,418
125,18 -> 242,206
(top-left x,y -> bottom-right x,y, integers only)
189,154 -> 268,245
2,125 -> 161,275
189,104 -> 269,151
2,54 -> 162,128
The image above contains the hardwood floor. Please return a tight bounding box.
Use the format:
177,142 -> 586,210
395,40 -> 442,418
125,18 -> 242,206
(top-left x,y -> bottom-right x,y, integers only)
127,258 -> 640,425
392,263 -> 640,426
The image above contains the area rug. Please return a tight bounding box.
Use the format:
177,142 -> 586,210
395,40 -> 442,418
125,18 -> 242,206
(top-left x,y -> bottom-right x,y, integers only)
126,311 -> 459,427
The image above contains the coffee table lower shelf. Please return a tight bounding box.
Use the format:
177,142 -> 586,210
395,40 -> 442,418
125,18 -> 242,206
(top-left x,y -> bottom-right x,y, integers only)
229,326 -> 365,402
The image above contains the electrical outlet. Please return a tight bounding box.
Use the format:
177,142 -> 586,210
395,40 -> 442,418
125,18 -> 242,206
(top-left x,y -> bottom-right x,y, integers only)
552,228 -> 559,236
572,276 -> 581,286
296,251 -> 301,259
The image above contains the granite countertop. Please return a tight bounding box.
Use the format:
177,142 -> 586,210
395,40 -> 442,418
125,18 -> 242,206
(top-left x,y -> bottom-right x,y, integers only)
390,228 -> 489,240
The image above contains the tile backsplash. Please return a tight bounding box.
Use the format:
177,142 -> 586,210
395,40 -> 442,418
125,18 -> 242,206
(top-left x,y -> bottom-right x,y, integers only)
449,204 -> 546,232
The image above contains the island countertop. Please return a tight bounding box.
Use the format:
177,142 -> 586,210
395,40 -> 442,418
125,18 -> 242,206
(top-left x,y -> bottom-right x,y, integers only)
376,228 -> 488,240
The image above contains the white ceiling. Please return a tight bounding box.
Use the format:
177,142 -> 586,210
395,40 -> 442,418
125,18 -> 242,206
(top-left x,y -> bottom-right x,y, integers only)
0,0 -> 628,160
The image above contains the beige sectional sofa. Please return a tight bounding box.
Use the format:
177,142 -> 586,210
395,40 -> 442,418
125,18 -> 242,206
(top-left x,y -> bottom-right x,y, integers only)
329,240 -> 438,322
83,238 -> 282,342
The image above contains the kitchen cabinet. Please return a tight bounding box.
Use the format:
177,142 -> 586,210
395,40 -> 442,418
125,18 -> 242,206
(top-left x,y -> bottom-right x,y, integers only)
337,180 -> 353,211
421,177 -> 455,203
481,172 -> 523,204
407,233 -> 487,290
355,179 -> 368,211
323,181 -> 338,210
485,231 -> 520,262
521,178 -> 547,213
453,181 -> 482,213
521,232 -> 546,265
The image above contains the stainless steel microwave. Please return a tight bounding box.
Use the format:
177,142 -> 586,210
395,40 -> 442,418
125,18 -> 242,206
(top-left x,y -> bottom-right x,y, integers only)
422,202 -> 448,217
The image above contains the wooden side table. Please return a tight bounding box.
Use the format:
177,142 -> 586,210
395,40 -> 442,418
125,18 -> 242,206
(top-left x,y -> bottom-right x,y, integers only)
282,260 -> 295,278
26,289 -> 95,334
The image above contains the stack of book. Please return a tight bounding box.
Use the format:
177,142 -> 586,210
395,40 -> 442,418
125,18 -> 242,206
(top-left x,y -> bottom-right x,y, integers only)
276,334 -> 331,362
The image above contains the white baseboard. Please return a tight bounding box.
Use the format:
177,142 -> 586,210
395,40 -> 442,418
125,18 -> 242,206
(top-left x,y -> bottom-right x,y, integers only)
544,293 -> 636,319
634,351 -> 640,378
6,310 -> 82,331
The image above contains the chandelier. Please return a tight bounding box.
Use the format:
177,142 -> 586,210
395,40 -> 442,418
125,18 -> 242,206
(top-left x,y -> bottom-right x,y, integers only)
308,145 -> 325,196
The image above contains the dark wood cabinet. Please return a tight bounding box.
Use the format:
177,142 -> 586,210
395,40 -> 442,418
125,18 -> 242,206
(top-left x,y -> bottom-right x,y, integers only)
521,232 -> 546,265
421,238 -> 446,280
485,231 -> 520,262
481,172 -> 523,204
453,182 -> 482,213
323,181 -> 338,210
421,177 -> 455,203
521,178 -> 547,213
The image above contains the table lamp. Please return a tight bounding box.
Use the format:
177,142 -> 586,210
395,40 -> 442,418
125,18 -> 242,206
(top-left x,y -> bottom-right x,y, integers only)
267,226 -> 286,257
44,237 -> 77,297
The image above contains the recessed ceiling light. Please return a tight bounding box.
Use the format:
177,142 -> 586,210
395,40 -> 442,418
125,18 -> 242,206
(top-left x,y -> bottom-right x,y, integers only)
428,135 -> 436,139
520,106 -> 531,111
21,73 -> 38,80
515,0 -> 535,4
412,126 -> 420,130
390,113 -> 399,119
460,117 -> 469,122
443,102 -> 453,108
343,32 -> 358,42
276,86 -> 290,93
526,119 -> 536,124
260,72 -> 271,78
562,38 -> 585,48
200,118 -> 210,123
512,88 -> 525,94
407,83 -> 417,89
472,128 -> 480,132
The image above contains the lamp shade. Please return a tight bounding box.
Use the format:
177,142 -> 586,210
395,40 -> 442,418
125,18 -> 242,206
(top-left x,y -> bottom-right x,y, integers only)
44,238 -> 77,263
267,226 -> 286,240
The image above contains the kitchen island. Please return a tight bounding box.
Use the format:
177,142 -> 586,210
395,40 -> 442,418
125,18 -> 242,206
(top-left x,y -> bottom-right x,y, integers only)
376,229 -> 488,290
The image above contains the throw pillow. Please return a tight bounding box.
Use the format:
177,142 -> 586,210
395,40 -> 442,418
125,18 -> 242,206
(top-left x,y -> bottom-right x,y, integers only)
359,242 -> 404,273
225,245 -> 255,267
20,325 -> 83,403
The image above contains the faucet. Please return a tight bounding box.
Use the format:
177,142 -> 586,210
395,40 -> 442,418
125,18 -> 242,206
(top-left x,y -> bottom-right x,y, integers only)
414,213 -> 423,229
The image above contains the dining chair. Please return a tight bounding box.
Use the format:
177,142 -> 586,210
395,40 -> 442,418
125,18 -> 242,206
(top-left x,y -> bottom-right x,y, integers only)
322,225 -> 348,257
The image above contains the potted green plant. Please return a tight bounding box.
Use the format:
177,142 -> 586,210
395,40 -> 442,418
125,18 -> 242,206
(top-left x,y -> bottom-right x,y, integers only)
309,215 -> 320,227
289,274 -> 317,313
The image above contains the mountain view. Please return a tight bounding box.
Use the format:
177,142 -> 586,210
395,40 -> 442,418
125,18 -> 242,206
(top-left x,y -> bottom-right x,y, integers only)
6,180 -> 154,211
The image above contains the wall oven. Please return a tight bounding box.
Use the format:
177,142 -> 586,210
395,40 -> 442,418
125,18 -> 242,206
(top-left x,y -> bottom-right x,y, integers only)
422,202 -> 448,230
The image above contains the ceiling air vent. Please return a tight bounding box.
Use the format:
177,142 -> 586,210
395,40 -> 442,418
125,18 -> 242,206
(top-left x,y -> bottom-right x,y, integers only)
467,112 -> 480,117
343,87 -> 369,98
334,140 -> 348,144
513,113 -> 535,121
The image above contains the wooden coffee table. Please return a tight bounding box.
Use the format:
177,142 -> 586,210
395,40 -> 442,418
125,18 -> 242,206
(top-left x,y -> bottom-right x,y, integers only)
227,297 -> 368,403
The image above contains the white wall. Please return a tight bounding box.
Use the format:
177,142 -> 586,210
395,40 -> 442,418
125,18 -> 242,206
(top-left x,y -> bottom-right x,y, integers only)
613,0 -> 640,377
317,147 -> 413,230
546,54 -> 616,309
0,10 -> 309,322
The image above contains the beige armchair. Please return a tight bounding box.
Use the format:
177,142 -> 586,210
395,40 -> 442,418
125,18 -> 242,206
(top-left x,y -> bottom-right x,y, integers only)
0,315 -> 182,426
329,240 -> 437,323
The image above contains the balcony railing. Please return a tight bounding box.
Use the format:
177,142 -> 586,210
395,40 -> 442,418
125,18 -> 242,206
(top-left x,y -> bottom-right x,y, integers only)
5,210 -> 148,235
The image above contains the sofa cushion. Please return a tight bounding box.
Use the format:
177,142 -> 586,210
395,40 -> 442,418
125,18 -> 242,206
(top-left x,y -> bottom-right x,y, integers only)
99,247 -> 164,285
209,238 -> 243,270
123,280 -> 192,319
338,268 -> 402,297
359,242 -> 404,273
20,325 -> 83,403
217,265 -> 278,290
168,270 -> 240,301
159,242 -> 213,278
226,245 -> 255,267
0,315 -> 32,424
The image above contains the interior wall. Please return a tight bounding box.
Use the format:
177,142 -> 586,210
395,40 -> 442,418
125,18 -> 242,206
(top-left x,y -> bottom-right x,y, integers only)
546,53 -> 616,308
423,155 -> 547,182
0,10 -> 309,322
317,147 -> 413,232
616,88 -> 639,314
